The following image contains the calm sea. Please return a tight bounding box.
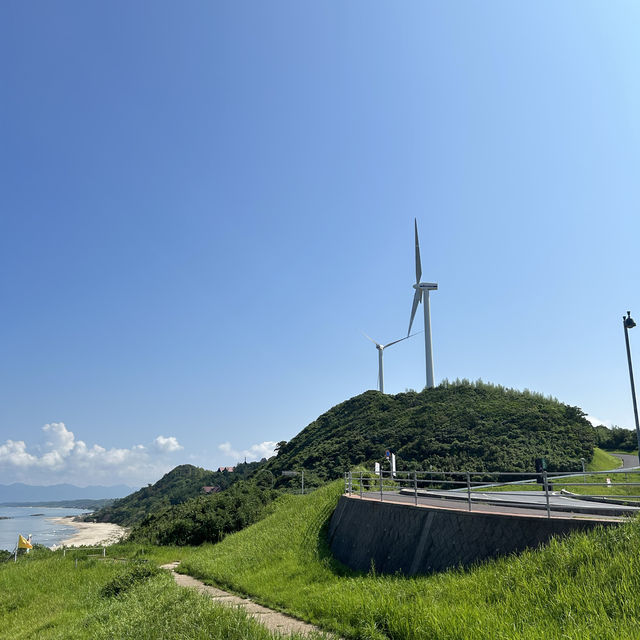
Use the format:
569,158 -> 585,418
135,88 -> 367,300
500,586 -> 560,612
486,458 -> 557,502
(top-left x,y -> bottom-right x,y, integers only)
0,506 -> 92,551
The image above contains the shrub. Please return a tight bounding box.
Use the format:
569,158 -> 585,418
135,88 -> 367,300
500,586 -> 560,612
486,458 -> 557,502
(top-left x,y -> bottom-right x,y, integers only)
100,562 -> 160,598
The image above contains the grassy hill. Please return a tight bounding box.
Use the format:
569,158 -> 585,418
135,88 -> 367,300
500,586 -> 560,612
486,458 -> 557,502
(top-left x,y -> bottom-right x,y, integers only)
181,481 -> 640,640
0,545 -> 305,639
89,461 -> 263,526
267,380 -> 596,483
128,476 -> 279,546
91,380 -> 599,528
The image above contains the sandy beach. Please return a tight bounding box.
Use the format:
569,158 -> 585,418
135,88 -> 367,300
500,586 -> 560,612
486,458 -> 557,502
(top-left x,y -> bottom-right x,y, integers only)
49,517 -> 127,548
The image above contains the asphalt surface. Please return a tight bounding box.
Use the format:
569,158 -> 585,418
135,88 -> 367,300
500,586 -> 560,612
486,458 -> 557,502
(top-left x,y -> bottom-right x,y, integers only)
418,489 -> 637,515
352,453 -> 640,521
612,452 -> 640,469
354,490 -> 637,520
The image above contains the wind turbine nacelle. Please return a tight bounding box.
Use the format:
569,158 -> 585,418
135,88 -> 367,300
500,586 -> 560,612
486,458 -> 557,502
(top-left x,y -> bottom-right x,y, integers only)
417,282 -> 438,291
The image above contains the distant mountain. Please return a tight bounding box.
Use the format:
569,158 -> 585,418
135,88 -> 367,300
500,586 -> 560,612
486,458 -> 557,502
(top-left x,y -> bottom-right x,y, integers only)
0,498 -> 114,509
0,483 -> 135,504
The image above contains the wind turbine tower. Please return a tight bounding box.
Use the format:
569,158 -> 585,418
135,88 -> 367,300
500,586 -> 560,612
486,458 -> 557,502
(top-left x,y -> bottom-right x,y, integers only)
407,218 -> 438,388
363,333 -> 417,393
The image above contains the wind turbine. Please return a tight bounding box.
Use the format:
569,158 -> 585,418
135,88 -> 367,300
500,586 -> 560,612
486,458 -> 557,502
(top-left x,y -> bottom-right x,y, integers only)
407,218 -> 438,388
363,332 -> 418,393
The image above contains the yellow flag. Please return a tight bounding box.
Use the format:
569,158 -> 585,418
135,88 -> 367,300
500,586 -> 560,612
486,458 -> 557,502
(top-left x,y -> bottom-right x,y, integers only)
18,535 -> 32,549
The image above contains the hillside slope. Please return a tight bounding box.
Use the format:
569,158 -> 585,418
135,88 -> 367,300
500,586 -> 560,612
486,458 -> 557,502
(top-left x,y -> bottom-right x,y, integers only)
181,481 -> 640,640
128,476 -> 279,546
89,462 -> 263,526
267,380 -> 596,481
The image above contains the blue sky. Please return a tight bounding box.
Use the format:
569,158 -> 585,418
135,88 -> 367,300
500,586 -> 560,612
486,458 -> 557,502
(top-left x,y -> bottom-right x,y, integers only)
2,2 -> 640,486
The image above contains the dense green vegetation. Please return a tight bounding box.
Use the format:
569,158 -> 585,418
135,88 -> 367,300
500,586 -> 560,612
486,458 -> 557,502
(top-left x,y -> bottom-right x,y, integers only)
0,545 -> 311,639
181,480 -> 640,640
128,477 -> 279,546
593,424 -> 638,451
89,461 -> 263,526
268,380 -> 596,482
90,381 -> 609,529
2,382 -> 635,638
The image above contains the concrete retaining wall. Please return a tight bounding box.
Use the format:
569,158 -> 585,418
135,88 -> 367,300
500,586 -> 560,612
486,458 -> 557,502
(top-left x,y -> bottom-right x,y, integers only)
328,495 -> 619,575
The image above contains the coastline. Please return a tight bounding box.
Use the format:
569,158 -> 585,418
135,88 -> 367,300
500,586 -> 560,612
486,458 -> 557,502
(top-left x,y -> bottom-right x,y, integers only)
48,517 -> 127,548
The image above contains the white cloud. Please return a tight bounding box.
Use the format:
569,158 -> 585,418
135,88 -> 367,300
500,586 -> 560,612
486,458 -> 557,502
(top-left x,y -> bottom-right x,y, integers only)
0,440 -> 37,467
586,415 -> 612,428
43,422 -> 75,456
0,423 -> 184,486
154,436 -> 183,453
218,440 -> 277,463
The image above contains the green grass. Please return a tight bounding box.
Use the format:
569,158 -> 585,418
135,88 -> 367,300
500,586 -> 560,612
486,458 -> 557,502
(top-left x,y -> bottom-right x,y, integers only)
181,481 -> 640,640
469,448 -> 623,494
0,546 -> 312,639
555,471 -> 640,498
587,448 -> 623,471
605,449 -> 639,456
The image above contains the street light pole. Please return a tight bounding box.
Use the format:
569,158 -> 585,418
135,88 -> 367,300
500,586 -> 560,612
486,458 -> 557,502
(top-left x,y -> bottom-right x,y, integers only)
622,311 -> 640,465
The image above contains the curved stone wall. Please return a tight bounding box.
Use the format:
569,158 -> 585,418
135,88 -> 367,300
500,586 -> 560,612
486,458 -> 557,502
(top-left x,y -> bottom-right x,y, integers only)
328,495 -> 619,575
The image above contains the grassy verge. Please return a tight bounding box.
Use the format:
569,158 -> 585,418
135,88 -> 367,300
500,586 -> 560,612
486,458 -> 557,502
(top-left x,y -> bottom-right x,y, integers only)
555,471 -> 640,498
588,448 -> 623,471
181,481 -> 640,640
0,545 -> 310,639
469,448 -> 622,493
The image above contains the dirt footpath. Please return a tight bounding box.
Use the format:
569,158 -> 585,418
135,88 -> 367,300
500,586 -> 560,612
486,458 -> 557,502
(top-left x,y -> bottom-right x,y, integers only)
160,562 -> 336,638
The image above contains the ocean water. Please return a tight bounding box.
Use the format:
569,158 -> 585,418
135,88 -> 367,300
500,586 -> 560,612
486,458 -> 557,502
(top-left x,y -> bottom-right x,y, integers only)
0,506 -> 92,551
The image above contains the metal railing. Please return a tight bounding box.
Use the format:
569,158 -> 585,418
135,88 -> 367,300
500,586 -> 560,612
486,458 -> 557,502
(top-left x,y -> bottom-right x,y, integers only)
62,546 -> 106,557
343,468 -> 640,519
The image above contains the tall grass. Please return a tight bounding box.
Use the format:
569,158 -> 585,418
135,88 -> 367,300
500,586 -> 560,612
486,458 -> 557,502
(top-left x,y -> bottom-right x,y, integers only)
181,481 -> 640,640
0,547 -> 310,639
587,448 -> 623,471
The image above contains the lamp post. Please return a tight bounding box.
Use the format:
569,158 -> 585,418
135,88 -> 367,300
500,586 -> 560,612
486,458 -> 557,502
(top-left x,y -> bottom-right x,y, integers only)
622,311 -> 640,465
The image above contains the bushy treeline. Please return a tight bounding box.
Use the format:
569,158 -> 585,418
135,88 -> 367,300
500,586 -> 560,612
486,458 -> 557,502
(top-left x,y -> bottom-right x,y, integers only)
128,474 -> 278,546
89,461 -> 263,526
593,424 -> 637,451
267,380 -> 596,478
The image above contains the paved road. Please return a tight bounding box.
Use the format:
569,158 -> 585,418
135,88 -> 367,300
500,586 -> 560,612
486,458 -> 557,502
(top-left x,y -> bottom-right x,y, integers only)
353,489 -> 639,520
612,452 -> 639,469
414,489 -> 638,515
450,452 -> 638,493
359,453 -> 640,521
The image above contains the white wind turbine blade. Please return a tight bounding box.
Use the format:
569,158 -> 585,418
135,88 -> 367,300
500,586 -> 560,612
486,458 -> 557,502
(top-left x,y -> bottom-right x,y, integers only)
408,287 -> 422,335
383,331 -> 422,349
362,332 -> 382,349
414,218 -> 422,284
